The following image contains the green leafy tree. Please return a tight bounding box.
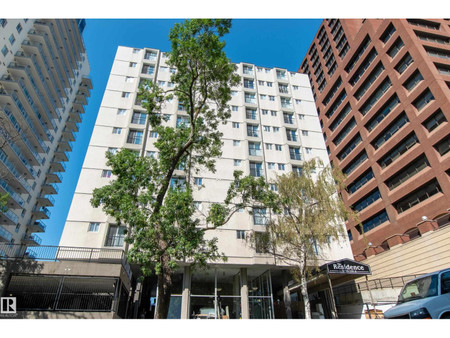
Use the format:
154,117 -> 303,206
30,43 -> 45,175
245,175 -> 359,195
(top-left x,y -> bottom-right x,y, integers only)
91,19 -> 240,319
254,159 -> 353,319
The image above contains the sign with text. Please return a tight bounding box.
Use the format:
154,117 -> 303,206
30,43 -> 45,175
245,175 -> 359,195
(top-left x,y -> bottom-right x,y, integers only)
326,259 -> 371,275
1,297 -> 16,314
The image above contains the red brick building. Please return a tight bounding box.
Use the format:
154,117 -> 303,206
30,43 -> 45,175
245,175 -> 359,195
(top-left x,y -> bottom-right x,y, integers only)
299,19 -> 450,260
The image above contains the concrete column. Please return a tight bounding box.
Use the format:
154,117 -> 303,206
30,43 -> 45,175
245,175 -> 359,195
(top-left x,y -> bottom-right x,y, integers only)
240,267 -> 250,319
282,270 -> 292,319
181,266 -> 191,319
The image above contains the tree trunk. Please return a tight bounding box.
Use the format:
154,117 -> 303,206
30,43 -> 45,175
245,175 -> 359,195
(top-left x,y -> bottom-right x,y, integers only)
154,253 -> 173,319
299,269 -> 311,319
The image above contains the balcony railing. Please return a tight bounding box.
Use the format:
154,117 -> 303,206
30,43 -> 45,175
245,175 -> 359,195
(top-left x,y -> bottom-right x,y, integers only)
0,226 -> 13,242
0,179 -> 25,207
105,235 -> 125,248
22,233 -> 43,246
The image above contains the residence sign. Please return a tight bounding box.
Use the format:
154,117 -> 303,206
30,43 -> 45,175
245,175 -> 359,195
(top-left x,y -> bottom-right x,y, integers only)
326,259 -> 371,275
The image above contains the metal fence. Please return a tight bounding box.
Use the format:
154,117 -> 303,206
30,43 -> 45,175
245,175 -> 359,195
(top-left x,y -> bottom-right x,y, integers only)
333,274 -> 422,296
6,274 -> 120,312
0,244 -> 132,279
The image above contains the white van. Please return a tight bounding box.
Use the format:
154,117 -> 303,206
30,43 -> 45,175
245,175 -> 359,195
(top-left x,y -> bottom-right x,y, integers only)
384,268 -> 450,319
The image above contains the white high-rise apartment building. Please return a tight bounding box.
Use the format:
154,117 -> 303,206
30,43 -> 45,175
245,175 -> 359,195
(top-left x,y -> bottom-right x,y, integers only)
0,19 -> 91,253
59,46 -> 352,319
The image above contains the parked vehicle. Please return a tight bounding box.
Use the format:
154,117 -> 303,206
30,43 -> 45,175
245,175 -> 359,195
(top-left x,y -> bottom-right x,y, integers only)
384,268 -> 450,319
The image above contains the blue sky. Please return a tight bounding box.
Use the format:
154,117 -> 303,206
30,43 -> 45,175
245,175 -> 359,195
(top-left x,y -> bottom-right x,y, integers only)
39,19 -> 322,245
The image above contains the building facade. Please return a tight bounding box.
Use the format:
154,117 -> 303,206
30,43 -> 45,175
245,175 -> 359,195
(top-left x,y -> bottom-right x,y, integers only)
58,46 -> 353,319
0,19 -> 91,253
299,19 -> 450,262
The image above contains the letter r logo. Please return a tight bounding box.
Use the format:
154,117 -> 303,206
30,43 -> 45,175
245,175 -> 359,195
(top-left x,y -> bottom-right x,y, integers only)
1,297 -> 16,314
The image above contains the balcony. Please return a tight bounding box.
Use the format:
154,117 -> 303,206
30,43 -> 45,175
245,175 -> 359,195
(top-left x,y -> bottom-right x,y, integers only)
69,109 -> 82,123
36,194 -> 55,207
21,233 -> 42,246
0,179 -> 25,208
0,209 -> 19,225
33,206 -> 51,219
27,220 -> 47,233
74,93 -> 87,105
81,76 -> 93,90
54,149 -> 69,162
249,148 -> 262,157
42,183 -> 59,195
0,226 -> 13,242
62,127 -> 76,142
46,171 -> 63,184
58,139 -> 73,152
49,160 -> 66,173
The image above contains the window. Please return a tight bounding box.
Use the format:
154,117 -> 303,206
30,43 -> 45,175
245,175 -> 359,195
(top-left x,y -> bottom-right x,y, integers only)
358,210 -> 389,234
289,147 -> 301,160
273,127 -> 280,132
1,45 -> 8,57
283,113 -> 294,124
395,53 -> 413,74
394,179 -> 442,214
232,106 -> 238,111
170,177 -> 186,191
107,148 -> 118,156
144,50 -> 157,60
88,222 -> 100,232
426,46 -> 450,60
268,162 -> 275,169
237,230 -> 245,239
234,159 -> 241,166
127,130 -> 143,145
167,82 -> 174,88
275,144 -> 282,151
263,126 -> 270,132
371,112 -> 409,150
345,35 -> 371,73
286,129 -> 298,142
176,116 -> 190,128
247,125 -> 259,137
262,109 -> 268,115
278,163 -> 285,171
101,170 -> 112,178
337,134 -> 362,161
386,154 -> 429,190
347,230 -> 353,242
258,80 -> 264,86
194,177 -> 203,186
325,90 -> 347,119
245,93 -> 256,104
403,70 -> 423,92
270,111 -> 277,116
380,23 -> 396,43
434,135 -> 450,156
122,92 -> 130,98
266,82 -> 273,87
295,99 -> 302,105
302,130 -> 309,137
243,65 -> 253,75
160,66 -> 168,72
343,150 -> 368,176
9,34 -> 15,45
142,64 -> 154,75
170,68 -> 176,74
248,142 -> 262,156
293,85 -> 299,90
0,19 -> 7,27
16,23 -> 22,33
133,48 -> 140,54
413,89 -> 434,111
233,140 -> 240,146
352,189 -> 381,212
354,62 -> 385,100
112,127 -> 122,134
177,103 -> 186,111
360,78 -> 392,116
250,162 -> 263,177
365,95 -> 400,132
298,114 -> 305,120
129,62 -> 137,68
131,111 -> 146,125
348,169 -> 375,194
423,109 -> 447,132
146,151 -> 156,158
269,96 -> 275,101
306,148 -> 312,154
158,81 -> 165,87
105,225 -> 126,247
270,184 -> 278,191
260,94 -> 267,100
378,133 -> 419,169
292,166 -> 302,176
387,38 -> 404,58
231,90 -> 238,96
333,118 -> 356,146
149,131 -> 158,138
349,49 -> 378,87
253,208 -> 267,225
244,78 -> 254,89
416,31 -> 449,45
246,108 -> 257,120
117,109 -> 126,115
280,97 -> 291,108
265,143 -> 273,150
